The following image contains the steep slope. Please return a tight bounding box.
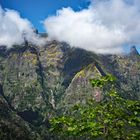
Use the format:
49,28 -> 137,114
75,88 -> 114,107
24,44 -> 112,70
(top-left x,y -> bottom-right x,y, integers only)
60,63 -> 106,112
0,93 -> 39,140
59,46 -> 140,111
0,42 -> 99,120
0,45 -> 48,125
130,46 -> 139,56
0,41 -> 140,139
100,51 -> 140,100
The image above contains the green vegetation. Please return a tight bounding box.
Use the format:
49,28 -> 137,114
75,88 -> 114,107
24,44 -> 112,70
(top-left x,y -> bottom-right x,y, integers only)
50,75 -> 140,139
0,43 -> 140,140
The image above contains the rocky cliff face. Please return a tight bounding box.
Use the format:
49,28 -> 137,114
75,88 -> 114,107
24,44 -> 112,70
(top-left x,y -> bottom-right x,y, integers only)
0,93 -> 40,140
0,41 -> 140,139
100,53 -> 140,100
60,63 -> 106,112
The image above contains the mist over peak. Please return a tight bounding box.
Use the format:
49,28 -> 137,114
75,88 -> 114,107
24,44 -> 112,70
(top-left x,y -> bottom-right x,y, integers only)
0,6 -> 46,48
44,0 -> 140,54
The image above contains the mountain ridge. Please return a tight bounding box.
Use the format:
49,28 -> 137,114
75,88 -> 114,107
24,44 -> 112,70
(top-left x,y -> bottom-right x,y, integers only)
0,41 -> 140,139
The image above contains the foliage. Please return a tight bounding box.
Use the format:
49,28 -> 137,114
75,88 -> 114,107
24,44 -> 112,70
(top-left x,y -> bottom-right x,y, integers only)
50,75 -> 140,139
90,74 -> 116,88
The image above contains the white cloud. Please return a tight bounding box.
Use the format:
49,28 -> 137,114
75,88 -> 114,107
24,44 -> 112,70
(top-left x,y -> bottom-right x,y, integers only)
44,0 -> 140,54
0,6 -> 45,47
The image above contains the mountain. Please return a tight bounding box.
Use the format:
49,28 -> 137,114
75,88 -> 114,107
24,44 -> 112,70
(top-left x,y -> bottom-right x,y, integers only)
130,46 -> 139,56
0,40 -> 140,139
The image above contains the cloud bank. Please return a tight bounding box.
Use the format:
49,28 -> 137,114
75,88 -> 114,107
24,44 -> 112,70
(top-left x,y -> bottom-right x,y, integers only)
44,0 -> 140,54
0,6 -> 45,47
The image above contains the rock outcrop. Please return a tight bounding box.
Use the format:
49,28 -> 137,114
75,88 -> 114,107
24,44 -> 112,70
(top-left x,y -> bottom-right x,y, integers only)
0,42 -> 139,139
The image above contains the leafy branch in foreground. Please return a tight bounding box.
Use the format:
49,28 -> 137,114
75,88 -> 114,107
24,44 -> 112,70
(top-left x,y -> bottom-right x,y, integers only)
50,75 -> 140,140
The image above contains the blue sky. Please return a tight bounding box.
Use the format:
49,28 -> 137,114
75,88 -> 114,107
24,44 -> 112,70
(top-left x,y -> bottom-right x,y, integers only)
0,0 -> 90,32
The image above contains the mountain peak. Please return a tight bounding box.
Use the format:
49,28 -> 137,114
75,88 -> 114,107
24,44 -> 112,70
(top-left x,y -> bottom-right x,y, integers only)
130,46 -> 139,56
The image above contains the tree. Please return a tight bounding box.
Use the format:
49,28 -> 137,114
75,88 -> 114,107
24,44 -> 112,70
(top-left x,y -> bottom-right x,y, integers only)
50,75 -> 140,140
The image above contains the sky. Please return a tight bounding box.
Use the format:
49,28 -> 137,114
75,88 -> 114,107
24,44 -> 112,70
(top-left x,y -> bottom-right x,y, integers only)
0,0 -> 89,32
0,0 -> 140,54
